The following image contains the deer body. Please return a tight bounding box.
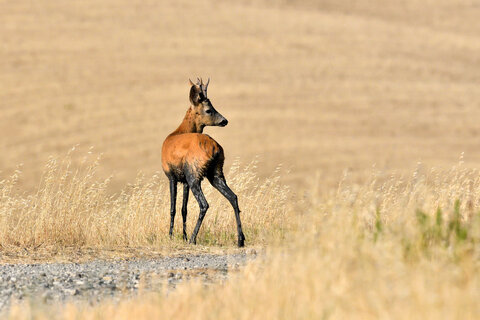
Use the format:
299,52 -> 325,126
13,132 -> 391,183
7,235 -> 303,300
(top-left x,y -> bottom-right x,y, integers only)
161,79 -> 245,247
162,133 -> 224,183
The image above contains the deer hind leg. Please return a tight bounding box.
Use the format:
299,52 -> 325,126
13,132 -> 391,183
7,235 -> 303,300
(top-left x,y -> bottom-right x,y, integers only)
185,171 -> 209,244
168,177 -> 178,238
181,183 -> 189,241
208,172 -> 245,247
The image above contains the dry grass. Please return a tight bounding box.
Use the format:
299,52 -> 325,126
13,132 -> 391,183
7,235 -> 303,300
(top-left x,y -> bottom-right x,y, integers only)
8,162 -> 480,319
0,151 -> 290,253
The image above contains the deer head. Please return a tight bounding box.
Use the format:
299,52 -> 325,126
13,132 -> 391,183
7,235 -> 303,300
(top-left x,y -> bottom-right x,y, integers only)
188,78 -> 228,128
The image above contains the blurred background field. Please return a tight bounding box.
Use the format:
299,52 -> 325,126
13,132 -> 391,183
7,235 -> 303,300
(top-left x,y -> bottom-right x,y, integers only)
1,0 -> 480,194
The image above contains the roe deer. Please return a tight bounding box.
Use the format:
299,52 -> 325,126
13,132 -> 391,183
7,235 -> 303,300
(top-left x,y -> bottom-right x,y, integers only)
161,78 -> 245,247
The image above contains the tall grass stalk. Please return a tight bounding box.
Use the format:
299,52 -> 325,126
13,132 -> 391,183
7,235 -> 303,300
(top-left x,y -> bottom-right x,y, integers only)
6,160 -> 480,319
0,153 -> 290,250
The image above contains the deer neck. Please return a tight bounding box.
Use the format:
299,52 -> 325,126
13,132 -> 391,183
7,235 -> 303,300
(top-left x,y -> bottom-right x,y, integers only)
172,108 -> 204,134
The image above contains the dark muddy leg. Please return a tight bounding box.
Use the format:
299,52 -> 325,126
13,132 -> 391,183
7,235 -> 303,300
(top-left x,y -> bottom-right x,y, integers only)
168,178 -> 177,238
188,181 -> 209,245
181,183 -> 189,241
209,174 -> 245,247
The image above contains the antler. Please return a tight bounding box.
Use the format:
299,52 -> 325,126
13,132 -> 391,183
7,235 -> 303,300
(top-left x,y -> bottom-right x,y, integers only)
204,78 -> 210,92
199,77 -> 210,98
191,77 -> 210,98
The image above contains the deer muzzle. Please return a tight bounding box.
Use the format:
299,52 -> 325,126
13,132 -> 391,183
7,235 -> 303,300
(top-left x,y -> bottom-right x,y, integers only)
218,119 -> 228,127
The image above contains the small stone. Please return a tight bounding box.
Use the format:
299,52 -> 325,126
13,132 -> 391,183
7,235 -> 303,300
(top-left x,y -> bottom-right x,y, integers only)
42,291 -> 52,300
65,288 -> 79,296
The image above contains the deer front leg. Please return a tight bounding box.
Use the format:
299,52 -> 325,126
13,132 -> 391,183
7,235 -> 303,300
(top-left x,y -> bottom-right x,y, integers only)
168,178 -> 177,238
181,183 -> 189,241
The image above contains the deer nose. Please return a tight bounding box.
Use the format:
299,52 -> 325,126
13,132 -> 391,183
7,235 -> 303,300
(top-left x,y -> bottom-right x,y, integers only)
219,119 -> 228,127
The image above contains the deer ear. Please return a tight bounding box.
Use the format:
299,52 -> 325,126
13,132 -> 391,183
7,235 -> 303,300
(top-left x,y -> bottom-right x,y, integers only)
189,78 -> 195,87
189,85 -> 201,106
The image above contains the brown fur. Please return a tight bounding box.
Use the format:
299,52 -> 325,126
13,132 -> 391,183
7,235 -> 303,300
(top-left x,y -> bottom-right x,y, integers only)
162,130 -> 224,182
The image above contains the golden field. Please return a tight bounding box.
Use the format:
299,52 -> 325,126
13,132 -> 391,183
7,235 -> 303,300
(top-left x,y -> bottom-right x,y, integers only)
1,0 -> 479,191
1,0 -> 480,318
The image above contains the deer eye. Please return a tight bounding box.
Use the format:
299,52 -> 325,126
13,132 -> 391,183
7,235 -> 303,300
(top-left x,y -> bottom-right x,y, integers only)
205,109 -> 212,114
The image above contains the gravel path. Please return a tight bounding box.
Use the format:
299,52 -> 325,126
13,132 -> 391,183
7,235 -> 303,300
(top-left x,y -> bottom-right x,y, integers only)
0,253 -> 252,310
